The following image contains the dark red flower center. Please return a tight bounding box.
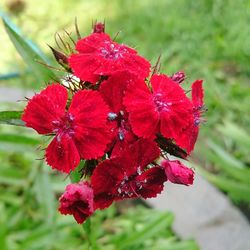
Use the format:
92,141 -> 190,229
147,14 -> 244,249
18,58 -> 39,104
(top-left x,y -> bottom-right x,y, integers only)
117,167 -> 144,197
153,93 -> 171,112
52,113 -> 75,136
73,200 -> 89,214
99,42 -> 127,60
108,111 -> 131,141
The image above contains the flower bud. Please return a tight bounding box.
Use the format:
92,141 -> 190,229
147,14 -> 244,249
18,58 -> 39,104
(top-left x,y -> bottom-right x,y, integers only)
58,182 -> 94,224
48,45 -> 69,69
161,160 -> 194,185
171,71 -> 185,84
93,22 -> 105,33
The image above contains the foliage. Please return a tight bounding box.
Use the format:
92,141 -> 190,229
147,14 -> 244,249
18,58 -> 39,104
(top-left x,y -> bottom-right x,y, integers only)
196,122 -> 250,203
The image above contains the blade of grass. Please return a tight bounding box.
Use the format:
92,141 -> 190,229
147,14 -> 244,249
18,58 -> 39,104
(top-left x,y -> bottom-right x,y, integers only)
0,111 -> 24,126
1,12 -> 57,83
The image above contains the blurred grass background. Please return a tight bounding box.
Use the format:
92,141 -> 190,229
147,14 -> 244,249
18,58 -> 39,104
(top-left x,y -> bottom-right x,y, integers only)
0,0 -> 250,249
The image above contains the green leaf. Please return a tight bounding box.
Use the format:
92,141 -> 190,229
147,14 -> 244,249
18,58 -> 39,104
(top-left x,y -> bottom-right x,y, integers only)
151,239 -> 199,250
117,212 -> 174,249
217,122 -> 250,148
207,140 -> 244,169
1,12 -> 57,82
0,111 -> 24,126
0,134 -> 40,146
0,204 -> 7,250
70,161 -> 85,183
33,163 -> 56,226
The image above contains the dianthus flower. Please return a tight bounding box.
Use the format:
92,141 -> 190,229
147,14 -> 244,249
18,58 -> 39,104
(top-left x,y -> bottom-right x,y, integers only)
91,139 -> 167,209
22,84 -> 110,173
123,74 -> 194,149
58,182 -> 94,224
69,33 -> 150,83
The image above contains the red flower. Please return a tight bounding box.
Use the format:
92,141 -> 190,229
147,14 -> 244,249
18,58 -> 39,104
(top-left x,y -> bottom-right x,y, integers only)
91,139 -> 166,209
22,84 -> 110,173
58,182 -> 94,224
69,33 -> 150,83
99,72 -> 137,157
123,74 -> 194,145
161,160 -> 194,185
176,80 -> 204,153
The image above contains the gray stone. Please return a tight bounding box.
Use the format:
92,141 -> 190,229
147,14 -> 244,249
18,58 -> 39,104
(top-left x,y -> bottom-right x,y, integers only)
147,174 -> 250,250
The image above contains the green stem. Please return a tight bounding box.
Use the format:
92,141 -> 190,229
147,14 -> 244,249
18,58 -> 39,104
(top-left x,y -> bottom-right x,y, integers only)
69,161 -> 96,249
83,218 -> 92,249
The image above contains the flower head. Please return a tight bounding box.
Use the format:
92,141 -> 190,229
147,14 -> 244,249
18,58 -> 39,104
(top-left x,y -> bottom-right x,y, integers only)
91,139 -> 166,209
69,33 -> 150,83
123,74 -> 194,147
22,84 -> 111,173
58,182 -> 94,224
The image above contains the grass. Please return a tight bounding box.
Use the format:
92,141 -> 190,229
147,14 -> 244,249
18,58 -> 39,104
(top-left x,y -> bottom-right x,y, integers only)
0,0 -> 250,248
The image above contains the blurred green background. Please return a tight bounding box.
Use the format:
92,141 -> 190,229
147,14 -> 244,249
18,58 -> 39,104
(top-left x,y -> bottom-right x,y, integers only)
0,0 -> 250,249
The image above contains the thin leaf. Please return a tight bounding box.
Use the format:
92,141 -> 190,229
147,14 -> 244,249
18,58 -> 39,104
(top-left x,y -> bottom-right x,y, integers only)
70,160 -> 85,183
0,133 -> 40,146
33,163 -> 56,226
117,212 -> 174,248
0,111 -> 24,126
217,122 -> 250,148
0,204 -> 7,250
207,140 -> 244,169
1,12 -> 57,82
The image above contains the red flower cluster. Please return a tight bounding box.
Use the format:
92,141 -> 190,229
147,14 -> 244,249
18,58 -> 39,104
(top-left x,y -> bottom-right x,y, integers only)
22,22 -> 204,224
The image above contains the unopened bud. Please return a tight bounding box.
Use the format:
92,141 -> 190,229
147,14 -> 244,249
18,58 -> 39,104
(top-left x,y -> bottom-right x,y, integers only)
171,71 -> 185,84
93,22 -> 105,33
48,45 -> 69,69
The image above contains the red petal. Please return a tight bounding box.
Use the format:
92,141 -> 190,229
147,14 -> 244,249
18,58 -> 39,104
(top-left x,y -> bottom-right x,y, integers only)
69,90 -> 111,159
22,84 -> 67,134
75,128 -> 111,160
45,134 -> 80,173
125,139 -> 160,174
111,129 -> 137,158
120,53 -> 150,79
68,54 -> 100,83
192,80 -> 204,108
124,79 -> 159,138
136,167 -> 167,198
175,120 -> 199,154
91,158 -> 125,209
100,72 -> 136,113
75,33 -> 111,53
